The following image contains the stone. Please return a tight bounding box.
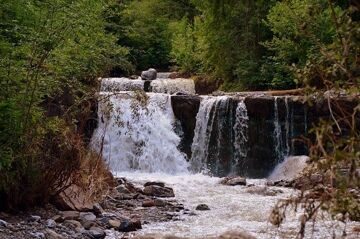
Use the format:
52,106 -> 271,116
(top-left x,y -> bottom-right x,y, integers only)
61,211 -> 80,221
141,68 -> 157,81
63,220 -> 82,229
195,204 -> 210,211
93,203 -> 104,216
245,186 -> 281,196
0,219 -> 7,227
30,215 -> 41,222
220,177 -> 247,186
86,227 -> 106,239
108,219 -> 121,229
82,220 -> 96,230
118,219 -> 142,232
116,185 -> 131,194
142,200 -> 156,208
53,184 -> 94,212
144,181 -> 165,187
30,232 -> 45,239
80,212 -> 96,222
45,229 -> 64,239
143,185 -> 175,198
52,215 -> 63,223
46,219 -> 57,228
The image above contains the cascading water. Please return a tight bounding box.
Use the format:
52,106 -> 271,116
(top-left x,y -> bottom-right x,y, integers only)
90,78 -> 354,238
233,99 -> 249,171
273,96 -> 284,162
100,77 -> 144,92
91,91 -> 189,174
150,78 -> 195,94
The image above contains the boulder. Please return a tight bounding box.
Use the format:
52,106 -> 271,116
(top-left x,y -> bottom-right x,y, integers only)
118,219 -> 142,232
53,184 -> 94,212
79,212 -> 96,222
245,186 -> 282,196
142,199 -> 166,207
143,185 -> 175,198
195,204 -> 210,211
30,215 -> 41,222
141,68 -> 157,81
63,220 -> 82,229
220,177 -> 247,186
108,219 -> 121,229
0,219 -> 7,227
93,203 -> 104,216
144,181 -> 165,187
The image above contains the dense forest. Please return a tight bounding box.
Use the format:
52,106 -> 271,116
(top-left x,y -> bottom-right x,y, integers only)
0,0 -> 359,220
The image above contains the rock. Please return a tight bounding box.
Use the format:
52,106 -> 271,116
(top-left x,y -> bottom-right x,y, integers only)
143,185 -> 175,198
60,211 -> 80,221
116,185 -> 131,194
30,215 -> 41,222
46,219 -> 57,228
82,220 -> 96,230
63,220 -> 82,229
93,203 -> 104,216
220,177 -> 247,186
245,186 -> 281,196
53,184 -> 94,212
45,229 -> 64,239
108,219 -> 121,229
195,204 -> 210,211
141,68 -> 157,81
142,200 -> 156,207
118,219 -> 142,232
86,227 -> 105,239
0,219 -> 7,227
144,181 -> 165,187
52,215 -> 63,223
80,212 -> 96,222
30,232 -> 45,239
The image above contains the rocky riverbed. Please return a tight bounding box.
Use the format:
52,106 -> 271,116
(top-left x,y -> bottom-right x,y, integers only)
0,178 -> 188,239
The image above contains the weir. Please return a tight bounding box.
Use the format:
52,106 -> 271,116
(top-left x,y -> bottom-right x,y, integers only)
92,76 -> 310,178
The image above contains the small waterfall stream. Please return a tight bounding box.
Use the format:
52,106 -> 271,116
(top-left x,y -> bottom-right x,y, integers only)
88,75 -> 343,239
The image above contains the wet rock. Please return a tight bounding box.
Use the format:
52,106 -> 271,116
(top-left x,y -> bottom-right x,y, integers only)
118,219 -> 142,232
220,177 -> 247,186
143,185 -> 175,198
108,219 -> 121,229
86,227 -> 105,239
144,181 -> 165,187
141,68 -> 157,81
45,229 -> 64,239
245,186 -> 282,196
195,204 -> 210,211
61,211 -> 80,221
46,219 -> 57,228
80,212 -> 96,222
93,203 -> 104,216
30,215 -> 41,222
0,219 -> 7,227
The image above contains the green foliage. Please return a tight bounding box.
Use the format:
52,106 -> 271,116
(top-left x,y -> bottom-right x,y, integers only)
0,0 -> 129,209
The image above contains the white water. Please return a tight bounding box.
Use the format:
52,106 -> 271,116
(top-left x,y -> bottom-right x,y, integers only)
233,99 -> 249,169
91,92 -> 189,174
150,78 -> 195,94
100,77 -> 144,92
268,156 -> 309,182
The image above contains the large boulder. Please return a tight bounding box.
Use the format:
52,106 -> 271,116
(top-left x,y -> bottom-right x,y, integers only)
141,68 -> 157,81
143,185 -> 175,198
220,177 -> 247,186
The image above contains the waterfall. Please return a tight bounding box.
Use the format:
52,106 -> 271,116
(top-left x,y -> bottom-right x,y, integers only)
150,78 -> 195,94
190,97 -> 219,173
100,77 -> 143,92
233,99 -> 249,171
284,97 -> 290,156
273,97 -> 283,162
91,92 -> 189,174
